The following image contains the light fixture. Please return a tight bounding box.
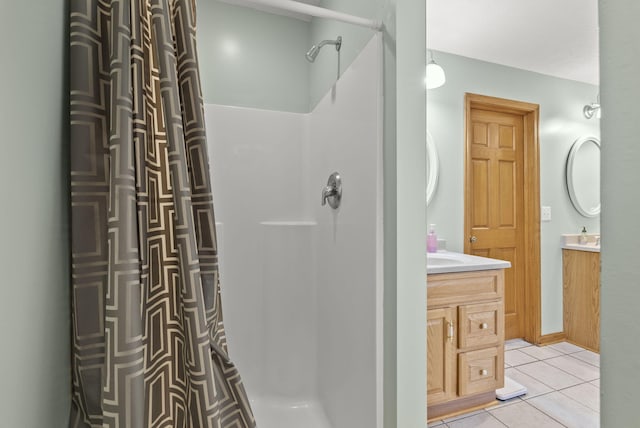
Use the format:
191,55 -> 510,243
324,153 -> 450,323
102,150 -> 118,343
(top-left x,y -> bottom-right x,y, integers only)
583,94 -> 601,119
426,50 -> 446,89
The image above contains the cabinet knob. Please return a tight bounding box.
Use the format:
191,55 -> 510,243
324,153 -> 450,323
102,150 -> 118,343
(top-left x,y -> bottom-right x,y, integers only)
480,369 -> 488,376
480,322 -> 489,329
469,235 -> 478,243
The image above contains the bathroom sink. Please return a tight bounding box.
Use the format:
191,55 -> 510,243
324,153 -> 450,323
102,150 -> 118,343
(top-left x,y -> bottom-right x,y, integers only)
427,253 -> 465,266
427,251 -> 511,274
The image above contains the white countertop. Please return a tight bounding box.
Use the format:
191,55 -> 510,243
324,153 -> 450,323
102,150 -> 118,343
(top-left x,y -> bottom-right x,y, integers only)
427,251 -> 511,275
562,234 -> 600,253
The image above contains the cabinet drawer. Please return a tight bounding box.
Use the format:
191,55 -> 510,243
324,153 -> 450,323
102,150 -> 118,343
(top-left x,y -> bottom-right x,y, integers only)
458,346 -> 504,397
458,301 -> 503,349
427,270 -> 504,307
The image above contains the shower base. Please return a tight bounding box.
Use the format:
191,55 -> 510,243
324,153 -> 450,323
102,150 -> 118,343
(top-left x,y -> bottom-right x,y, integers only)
250,396 -> 331,428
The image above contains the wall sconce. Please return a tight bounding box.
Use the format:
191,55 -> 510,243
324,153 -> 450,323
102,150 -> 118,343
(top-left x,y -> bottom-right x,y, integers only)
583,95 -> 601,119
426,50 -> 446,89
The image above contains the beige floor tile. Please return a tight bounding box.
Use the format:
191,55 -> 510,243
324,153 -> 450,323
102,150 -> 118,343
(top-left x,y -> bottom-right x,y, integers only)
485,396 -> 522,411
489,400 -> 564,428
505,349 -> 537,367
505,367 -> 553,398
516,361 -> 582,390
545,355 -> 600,381
549,341 -> 586,354
443,409 -> 485,423
572,350 -> 600,368
445,411 -> 507,428
519,345 -> 563,360
590,378 -> 600,388
529,391 -> 599,428
427,421 -> 445,427
505,339 -> 532,351
560,383 -> 600,412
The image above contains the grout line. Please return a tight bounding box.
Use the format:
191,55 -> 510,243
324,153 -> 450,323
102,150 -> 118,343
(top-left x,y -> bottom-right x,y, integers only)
544,355 -> 601,382
504,392 -> 570,427
489,397 -> 569,428
517,358 -> 599,388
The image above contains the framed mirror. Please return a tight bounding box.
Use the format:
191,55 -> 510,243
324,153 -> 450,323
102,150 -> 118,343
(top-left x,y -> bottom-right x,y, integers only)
426,130 -> 439,206
566,136 -> 601,217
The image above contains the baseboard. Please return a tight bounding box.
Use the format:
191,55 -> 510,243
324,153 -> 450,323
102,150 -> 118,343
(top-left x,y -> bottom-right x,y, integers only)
538,332 -> 566,346
427,391 -> 496,421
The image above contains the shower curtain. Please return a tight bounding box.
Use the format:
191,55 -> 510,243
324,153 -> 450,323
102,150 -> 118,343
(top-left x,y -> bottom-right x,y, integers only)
69,0 -> 255,426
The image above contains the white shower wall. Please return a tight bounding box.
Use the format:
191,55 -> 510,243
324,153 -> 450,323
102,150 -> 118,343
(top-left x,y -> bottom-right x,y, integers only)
204,34 -> 382,428
204,105 -> 314,402
309,35 -> 382,428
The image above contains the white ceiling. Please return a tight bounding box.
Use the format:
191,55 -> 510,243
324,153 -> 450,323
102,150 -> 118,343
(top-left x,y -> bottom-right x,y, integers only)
427,0 -> 599,85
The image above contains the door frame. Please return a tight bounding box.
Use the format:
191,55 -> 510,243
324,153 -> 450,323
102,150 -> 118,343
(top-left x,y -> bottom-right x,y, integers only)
463,93 -> 541,344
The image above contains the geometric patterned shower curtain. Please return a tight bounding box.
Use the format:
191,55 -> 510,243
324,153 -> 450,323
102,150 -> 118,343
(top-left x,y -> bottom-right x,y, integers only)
68,0 -> 255,426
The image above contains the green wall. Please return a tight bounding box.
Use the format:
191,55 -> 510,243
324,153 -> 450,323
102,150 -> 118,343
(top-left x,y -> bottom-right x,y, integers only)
393,0 -> 427,425
426,51 -> 600,335
600,0 -> 640,425
0,1 -> 70,426
196,0 -> 389,113
197,0 -> 310,112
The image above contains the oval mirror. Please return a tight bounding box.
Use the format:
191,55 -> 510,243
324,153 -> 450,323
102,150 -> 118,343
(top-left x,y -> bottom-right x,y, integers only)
566,136 -> 601,217
426,130 -> 439,206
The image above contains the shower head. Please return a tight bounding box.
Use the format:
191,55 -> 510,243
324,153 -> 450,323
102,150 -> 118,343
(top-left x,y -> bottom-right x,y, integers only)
305,36 -> 342,62
306,45 -> 321,62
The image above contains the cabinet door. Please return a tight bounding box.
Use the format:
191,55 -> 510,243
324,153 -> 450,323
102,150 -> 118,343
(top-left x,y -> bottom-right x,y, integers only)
427,307 -> 457,405
563,250 -> 600,352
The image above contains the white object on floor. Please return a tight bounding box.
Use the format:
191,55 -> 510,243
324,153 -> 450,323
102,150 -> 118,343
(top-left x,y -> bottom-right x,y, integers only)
496,376 -> 528,400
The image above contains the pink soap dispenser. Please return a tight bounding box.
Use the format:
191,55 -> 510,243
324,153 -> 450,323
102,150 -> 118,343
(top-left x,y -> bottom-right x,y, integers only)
427,224 -> 438,253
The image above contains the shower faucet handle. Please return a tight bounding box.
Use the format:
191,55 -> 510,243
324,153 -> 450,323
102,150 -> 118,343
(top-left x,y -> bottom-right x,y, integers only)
321,186 -> 337,205
321,172 -> 342,209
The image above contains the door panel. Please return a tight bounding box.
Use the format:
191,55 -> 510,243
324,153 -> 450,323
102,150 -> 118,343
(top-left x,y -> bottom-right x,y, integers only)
472,160 -> 490,227
498,160 -> 516,227
466,107 -> 525,340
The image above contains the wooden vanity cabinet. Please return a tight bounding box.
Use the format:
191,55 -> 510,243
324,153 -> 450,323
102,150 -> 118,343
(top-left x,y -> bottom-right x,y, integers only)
427,269 -> 505,420
563,249 -> 600,353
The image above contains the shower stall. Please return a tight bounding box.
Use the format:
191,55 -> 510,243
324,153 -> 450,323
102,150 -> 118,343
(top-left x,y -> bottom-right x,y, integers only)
199,2 -> 384,427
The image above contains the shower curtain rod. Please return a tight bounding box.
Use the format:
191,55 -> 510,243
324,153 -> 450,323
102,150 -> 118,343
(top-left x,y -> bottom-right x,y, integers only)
236,0 -> 383,31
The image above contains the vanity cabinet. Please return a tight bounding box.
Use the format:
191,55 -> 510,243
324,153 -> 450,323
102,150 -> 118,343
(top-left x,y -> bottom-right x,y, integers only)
563,249 -> 600,352
427,269 -> 505,420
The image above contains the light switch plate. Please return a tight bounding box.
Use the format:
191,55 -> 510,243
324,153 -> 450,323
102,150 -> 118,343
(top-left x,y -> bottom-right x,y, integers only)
541,206 -> 552,222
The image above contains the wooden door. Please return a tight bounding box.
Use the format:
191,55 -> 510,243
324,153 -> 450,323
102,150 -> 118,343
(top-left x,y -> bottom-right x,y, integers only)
427,307 -> 456,406
464,96 -> 537,340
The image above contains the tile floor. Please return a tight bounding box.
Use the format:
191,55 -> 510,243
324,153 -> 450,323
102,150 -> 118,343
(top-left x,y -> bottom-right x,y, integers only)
428,339 -> 600,428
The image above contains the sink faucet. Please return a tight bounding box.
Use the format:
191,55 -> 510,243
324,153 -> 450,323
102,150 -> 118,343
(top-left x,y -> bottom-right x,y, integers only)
596,236 -> 601,246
